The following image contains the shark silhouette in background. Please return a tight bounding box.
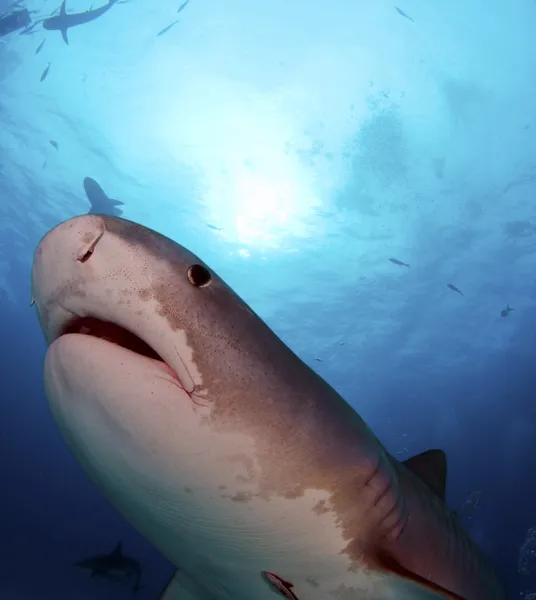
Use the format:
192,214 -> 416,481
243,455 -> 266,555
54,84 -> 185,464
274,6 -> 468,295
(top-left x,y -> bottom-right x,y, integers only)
42,0 -> 120,44
83,177 -> 124,216
75,541 -> 144,594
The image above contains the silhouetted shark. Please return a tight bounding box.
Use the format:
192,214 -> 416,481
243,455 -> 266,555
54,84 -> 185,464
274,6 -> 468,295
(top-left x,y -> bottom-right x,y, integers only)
43,0 -> 119,44
83,176 -> 124,216
75,541 -> 143,594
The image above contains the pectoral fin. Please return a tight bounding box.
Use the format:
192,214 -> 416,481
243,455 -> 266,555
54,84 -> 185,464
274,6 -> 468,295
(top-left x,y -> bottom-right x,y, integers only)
61,28 -> 69,44
374,550 -> 469,599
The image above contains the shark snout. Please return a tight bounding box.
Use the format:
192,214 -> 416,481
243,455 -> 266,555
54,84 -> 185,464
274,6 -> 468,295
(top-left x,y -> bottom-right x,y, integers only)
31,215 -> 108,342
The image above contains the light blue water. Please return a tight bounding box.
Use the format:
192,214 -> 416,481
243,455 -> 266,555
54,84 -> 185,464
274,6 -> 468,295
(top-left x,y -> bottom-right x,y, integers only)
1,0 -> 536,597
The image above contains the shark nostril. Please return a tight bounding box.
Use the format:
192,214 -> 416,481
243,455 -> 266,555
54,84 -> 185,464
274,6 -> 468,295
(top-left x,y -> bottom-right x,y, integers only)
79,249 -> 93,263
77,229 -> 104,264
187,264 -> 211,288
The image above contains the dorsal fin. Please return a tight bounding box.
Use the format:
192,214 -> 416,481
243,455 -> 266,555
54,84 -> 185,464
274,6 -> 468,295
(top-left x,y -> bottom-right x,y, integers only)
402,449 -> 447,501
111,541 -> 123,556
60,0 -> 67,16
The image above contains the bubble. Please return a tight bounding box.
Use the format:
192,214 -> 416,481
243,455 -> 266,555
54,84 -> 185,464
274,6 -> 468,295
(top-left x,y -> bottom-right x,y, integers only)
519,527 -> 536,575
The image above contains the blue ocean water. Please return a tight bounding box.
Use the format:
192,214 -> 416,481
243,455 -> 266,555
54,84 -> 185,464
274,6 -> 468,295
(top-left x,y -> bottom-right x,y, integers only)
1,0 -> 536,598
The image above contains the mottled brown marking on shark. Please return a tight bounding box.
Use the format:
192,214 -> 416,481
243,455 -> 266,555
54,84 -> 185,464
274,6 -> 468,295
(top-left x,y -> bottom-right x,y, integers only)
100,218 -> 409,563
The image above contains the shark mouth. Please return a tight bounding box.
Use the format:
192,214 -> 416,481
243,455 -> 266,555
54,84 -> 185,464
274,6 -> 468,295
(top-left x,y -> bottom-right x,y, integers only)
60,316 -> 165,362
57,315 -> 195,395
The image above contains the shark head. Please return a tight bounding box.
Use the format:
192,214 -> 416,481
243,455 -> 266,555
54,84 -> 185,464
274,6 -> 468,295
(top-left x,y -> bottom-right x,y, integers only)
32,215 -> 330,592
42,17 -> 60,31
32,215 -> 506,600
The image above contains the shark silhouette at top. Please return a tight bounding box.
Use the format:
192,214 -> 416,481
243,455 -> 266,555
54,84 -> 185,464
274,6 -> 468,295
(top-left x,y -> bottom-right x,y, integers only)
43,0 -> 119,44
83,177 -> 124,217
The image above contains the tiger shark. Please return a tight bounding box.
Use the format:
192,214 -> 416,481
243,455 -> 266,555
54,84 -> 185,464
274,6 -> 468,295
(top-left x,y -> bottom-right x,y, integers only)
42,0 -> 119,44
31,215 -> 507,600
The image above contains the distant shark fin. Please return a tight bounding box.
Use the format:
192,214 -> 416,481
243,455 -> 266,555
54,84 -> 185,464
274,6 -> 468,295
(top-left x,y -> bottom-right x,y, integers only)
61,28 -> 69,44
159,571 -> 209,600
402,449 -> 447,501
111,541 -> 123,556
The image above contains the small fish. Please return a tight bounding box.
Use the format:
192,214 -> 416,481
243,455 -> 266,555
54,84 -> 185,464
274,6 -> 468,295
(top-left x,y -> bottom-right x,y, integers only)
157,20 -> 179,36
49,140 -> 59,150
40,62 -> 51,82
447,283 -> 463,296
35,39 -> 46,54
388,257 -> 411,268
177,0 -> 190,13
500,304 -> 513,317
395,6 -> 414,22
453,490 -> 482,520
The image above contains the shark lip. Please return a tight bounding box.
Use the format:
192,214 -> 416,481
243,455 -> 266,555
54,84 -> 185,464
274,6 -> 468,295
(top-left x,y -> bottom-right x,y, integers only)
55,315 -> 186,388
58,316 -> 163,361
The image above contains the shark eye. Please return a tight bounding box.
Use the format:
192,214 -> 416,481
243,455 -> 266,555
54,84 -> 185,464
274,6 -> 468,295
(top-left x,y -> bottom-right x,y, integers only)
262,571 -> 299,600
187,264 -> 212,288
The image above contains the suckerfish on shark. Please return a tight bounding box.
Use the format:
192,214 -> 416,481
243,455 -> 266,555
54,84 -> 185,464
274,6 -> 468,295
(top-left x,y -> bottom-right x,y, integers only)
31,215 -> 507,600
